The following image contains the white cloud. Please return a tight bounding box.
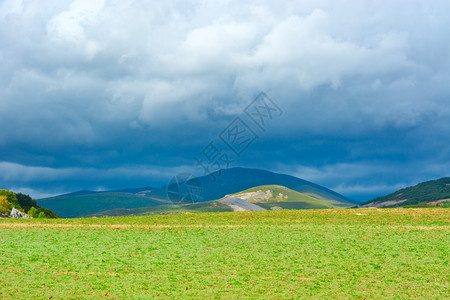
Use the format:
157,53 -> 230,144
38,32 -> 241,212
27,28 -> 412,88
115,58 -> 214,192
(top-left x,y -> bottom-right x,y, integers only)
47,0 -> 105,44
2,0 -> 448,133
0,0 -> 449,198
0,0 -> 24,19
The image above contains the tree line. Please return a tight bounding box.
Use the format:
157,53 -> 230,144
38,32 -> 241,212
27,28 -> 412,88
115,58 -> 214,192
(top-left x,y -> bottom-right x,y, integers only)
0,189 -> 59,218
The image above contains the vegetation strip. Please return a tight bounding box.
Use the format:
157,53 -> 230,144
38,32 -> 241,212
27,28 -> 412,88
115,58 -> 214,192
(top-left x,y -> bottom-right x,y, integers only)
0,223 -> 251,229
0,222 -> 448,230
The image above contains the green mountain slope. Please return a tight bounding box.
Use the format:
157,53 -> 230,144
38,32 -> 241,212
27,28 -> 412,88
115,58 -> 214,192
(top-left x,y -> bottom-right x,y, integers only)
38,192 -> 170,218
38,167 -> 354,218
88,201 -> 233,217
89,184 -> 352,217
233,185 -> 354,210
361,177 -> 450,208
192,167 -> 353,204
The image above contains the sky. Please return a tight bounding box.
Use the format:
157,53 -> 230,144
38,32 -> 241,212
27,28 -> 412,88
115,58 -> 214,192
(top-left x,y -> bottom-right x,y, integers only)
1,0 -> 449,201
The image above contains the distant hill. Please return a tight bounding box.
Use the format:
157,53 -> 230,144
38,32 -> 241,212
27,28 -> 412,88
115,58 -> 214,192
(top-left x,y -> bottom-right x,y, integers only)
88,184 -> 353,217
38,192 -> 171,218
191,167 -> 352,204
233,185 -> 353,209
88,201 -> 233,217
361,177 -> 450,208
38,167 -> 354,218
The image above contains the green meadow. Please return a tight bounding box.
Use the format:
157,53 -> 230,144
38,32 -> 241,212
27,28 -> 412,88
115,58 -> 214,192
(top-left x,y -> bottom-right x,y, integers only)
0,208 -> 448,299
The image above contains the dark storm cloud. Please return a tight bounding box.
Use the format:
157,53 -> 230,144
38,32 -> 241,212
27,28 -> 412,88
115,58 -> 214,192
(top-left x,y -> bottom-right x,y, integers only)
0,0 -> 449,200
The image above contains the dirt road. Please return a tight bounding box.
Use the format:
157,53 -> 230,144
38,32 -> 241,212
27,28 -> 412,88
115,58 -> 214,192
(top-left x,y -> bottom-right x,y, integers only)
220,197 -> 266,212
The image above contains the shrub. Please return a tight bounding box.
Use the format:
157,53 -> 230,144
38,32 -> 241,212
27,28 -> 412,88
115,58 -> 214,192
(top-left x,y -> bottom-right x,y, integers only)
28,207 -> 38,218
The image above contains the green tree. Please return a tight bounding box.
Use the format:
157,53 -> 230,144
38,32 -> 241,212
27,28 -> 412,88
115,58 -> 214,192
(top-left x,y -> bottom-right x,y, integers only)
37,211 -> 45,218
16,193 -> 37,211
440,201 -> 450,208
0,195 -> 9,213
0,190 -> 21,210
28,207 -> 38,218
36,207 -> 59,219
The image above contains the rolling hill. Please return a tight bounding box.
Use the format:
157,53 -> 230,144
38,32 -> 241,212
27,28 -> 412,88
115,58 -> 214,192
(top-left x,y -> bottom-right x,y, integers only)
233,185 -> 353,209
192,167 -> 351,204
38,167 -> 355,218
37,192 -> 171,218
89,184 -> 354,217
88,201 -> 233,217
361,177 -> 450,208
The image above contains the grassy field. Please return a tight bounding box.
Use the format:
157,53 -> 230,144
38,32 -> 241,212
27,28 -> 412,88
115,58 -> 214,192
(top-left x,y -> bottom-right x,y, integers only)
0,208 -> 448,299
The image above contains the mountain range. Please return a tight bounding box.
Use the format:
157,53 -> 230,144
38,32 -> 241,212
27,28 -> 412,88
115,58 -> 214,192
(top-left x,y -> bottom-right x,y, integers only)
37,167 -> 355,217
89,184 -> 354,217
37,168 -> 450,218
